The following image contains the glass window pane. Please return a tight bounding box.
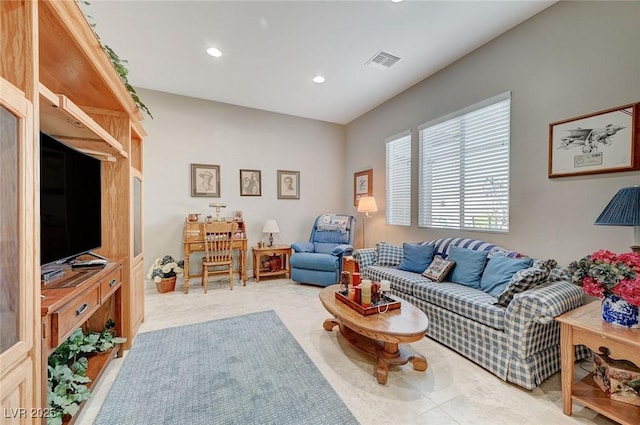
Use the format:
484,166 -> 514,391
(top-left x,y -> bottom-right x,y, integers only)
0,105 -> 20,353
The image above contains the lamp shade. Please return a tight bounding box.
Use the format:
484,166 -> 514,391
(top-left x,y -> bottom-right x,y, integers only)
595,187 -> 640,226
357,196 -> 378,213
262,219 -> 280,233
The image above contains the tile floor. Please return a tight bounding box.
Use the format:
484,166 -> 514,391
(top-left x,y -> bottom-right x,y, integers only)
77,278 -> 618,425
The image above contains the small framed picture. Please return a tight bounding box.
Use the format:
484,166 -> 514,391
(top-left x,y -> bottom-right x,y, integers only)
277,170 -> 300,199
191,163 -> 220,197
239,169 -> 261,196
549,102 -> 639,178
353,169 -> 373,206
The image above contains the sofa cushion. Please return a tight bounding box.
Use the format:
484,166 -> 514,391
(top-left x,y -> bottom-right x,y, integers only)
362,265 -> 427,295
480,255 -> 533,297
398,243 -> 435,274
447,246 -> 488,289
374,242 -> 403,267
422,256 -> 455,282
290,252 -> 339,272
412,280 -> 506,330
495,266 -> 551,307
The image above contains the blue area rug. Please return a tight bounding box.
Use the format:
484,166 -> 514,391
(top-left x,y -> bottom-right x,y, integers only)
94,311 -> 358,425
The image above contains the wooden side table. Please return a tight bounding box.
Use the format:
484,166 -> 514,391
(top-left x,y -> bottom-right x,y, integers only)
252,245 -> 292,282
556,301 -> 640,425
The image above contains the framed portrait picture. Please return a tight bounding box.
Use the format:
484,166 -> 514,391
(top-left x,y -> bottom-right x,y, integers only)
353,169 -> 373,206
277,170 -> 300,199
239,169 -> 261,196
548,103 -> 639,178
191,163 -> 220,197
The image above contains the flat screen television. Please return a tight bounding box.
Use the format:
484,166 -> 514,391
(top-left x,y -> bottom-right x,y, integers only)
40,132 -> 102,266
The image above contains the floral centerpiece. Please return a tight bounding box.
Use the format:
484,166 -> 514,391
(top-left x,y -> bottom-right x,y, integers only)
147,255 -> 184,293
567,250 -> 640,328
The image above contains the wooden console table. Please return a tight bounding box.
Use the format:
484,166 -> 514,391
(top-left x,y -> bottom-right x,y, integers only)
40,261 -> 124,424
252,245 -> 292,282
183,220 -> 247,293
556,301 -> 640,425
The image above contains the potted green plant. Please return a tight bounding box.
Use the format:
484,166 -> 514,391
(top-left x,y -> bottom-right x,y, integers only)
147,255 -> 184,293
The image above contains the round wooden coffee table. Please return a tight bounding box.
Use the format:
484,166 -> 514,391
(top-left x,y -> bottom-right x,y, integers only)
319,284 -> 429,384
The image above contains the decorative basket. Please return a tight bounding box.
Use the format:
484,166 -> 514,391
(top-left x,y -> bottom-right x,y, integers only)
155,276 -> 177,294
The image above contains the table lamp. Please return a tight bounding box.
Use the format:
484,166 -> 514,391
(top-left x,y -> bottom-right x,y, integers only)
595,186 -> 640,252
357,196 -> 378,248
209,203 -> 227,221
262,219 -> 280,247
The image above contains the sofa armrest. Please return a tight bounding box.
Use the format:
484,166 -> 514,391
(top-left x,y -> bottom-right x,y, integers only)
506,279 -> 584,325
291,242 -> 314,253
331,244 -> 353,256
354,248 -> 377,268
504,279 -> 584,358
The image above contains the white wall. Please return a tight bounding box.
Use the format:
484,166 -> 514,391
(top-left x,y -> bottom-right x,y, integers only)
344,1 -> 640,265
139,89 -> 346,276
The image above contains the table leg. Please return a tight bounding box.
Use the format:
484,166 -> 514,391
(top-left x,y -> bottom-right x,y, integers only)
323,318 -> 338,331
183,247 -> 190,294
241,246 -> 247,285
560,322 -> 574,416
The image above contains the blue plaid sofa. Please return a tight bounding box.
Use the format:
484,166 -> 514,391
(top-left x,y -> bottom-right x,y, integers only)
354,237 -> 589,390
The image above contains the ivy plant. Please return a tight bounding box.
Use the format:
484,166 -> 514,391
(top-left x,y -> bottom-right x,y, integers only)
79,1 -> 152,118
47,321 -> 126,425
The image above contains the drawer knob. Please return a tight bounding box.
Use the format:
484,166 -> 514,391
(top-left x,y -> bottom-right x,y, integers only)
109,279 -> 117,287
76,303 -> 88,316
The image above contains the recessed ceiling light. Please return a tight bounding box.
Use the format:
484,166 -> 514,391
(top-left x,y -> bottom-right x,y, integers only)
313,75 -> 325,84
391,0 -> 403,3
206,47 -> 222,58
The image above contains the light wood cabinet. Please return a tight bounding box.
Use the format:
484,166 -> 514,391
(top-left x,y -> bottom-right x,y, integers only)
0,1 -> 145,422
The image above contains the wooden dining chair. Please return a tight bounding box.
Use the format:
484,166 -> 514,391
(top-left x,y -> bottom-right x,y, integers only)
201,221 -> 238,292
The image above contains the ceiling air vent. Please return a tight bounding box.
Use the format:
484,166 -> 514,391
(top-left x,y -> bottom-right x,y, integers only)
365,50 -> 401,70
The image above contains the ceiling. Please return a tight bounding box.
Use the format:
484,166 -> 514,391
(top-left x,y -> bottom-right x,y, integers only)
82,1 -> 555,125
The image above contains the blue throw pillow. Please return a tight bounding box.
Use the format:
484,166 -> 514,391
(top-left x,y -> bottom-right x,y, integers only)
398,243 -> 435,274
480,255 -> 533,297
447,246 -> 489,289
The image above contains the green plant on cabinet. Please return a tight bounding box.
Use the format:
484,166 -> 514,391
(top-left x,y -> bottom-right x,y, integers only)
47,321 -> 125,425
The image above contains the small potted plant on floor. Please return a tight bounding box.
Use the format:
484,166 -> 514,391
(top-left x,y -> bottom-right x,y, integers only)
147,255 -> 184,293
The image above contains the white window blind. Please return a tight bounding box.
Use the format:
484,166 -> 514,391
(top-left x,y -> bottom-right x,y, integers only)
386,131 -> 411,226
418,93 -> 510,232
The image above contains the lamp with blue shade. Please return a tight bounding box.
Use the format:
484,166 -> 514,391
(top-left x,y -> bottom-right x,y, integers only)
595,186 -> 640,252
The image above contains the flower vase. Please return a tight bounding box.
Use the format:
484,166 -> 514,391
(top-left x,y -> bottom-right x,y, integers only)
601,294 -> 640,328
156,276 -> 177,294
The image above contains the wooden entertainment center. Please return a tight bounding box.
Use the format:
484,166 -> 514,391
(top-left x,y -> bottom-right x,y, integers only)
1,2 -> 146,423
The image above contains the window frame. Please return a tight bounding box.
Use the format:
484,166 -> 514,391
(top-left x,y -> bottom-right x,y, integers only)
385,130 -> 412,227
418,92 -> 511,233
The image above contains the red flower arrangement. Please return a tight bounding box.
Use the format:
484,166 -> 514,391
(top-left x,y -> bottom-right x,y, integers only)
567,250 -> 640,306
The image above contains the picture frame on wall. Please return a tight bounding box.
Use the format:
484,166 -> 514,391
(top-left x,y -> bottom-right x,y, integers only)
191,163 -> 221,197
277,170 -> 300,199
239,169 -> 261,196
548,102 -> 639,178
353,169 -> 373,206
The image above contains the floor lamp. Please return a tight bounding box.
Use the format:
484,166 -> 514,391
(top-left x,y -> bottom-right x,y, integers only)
357,196 -> 378,248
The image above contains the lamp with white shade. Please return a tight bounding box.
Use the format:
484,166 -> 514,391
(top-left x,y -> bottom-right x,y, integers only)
357,196 -> 378,248
595,186 -> 640,252
262,219 -> 280,247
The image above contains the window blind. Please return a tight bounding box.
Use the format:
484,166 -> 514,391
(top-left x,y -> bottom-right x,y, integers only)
386,131 -> 411,226
418,93 -> 510,232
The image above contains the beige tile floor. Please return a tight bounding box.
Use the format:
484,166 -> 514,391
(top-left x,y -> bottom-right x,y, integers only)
77,278 -> 618,425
